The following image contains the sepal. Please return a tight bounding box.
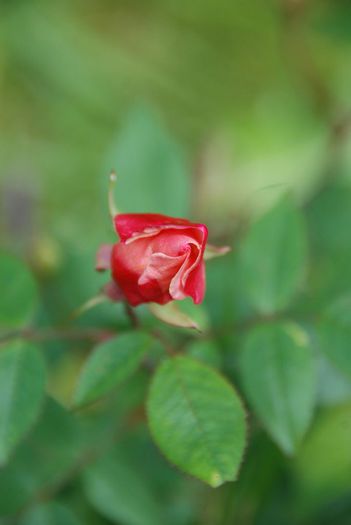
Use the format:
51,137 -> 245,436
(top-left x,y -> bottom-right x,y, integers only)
149,301 -> 200,331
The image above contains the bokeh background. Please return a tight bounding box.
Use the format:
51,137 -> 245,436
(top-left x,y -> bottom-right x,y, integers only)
1,1 -> 351,524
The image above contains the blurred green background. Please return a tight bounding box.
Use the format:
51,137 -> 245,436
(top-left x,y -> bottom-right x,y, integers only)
1,0 -> 351,524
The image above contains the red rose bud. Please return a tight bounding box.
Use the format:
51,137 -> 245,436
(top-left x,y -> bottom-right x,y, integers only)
96,172 -> 230,309
111,213 -> 208,306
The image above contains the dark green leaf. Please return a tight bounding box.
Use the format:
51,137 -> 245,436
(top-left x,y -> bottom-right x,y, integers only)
240,322 -> 316,454
0,252 -> 38,329
238,197 -> 307,314
74,332 -> 152,406
18,502 -> 81,525
83,446 -> 164,525
147,356 -> 246,487
316,295 -> 351,378
0,340 -> 46,465
0,398 -> 85,516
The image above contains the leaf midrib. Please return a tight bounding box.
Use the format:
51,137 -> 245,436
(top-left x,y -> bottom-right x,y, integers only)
173,359 -> 223,480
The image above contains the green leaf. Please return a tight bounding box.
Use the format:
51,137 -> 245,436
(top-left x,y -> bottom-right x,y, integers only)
147,356 -> 246,487
104,105 -> 190,217
317,353 -> 351,407
0,252 -> 38,329
316,295 -> 351,378
0,340 -> 46,465
74,331 -> 152,406
295,403 -> 351,506
18,502 -> 81,525
186,339 -> 222,368
238,197 -> 307,314
83,446 -> 164,525
240,322 -> 316,454
0,398 -> 85,516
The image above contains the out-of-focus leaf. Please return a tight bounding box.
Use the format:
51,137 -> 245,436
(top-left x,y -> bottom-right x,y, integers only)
18,502 -> 81,525
0,340 -> 46,465
204,250 -> 252,329
83,446 -> 165,525
104,106 -> 190,217
316,295 -> 351,378
316,352 -> 351,407
295,403 -> 351,507
240,322 -> 316,454
186,339 -> 222,368
0,252 -> 38,329
0,398 -> 84,516
238,197 -> 307,314
306,185 -> 351,256
73,332 -> 152,406
147,356 -> 246,487
304,185 -> 351,311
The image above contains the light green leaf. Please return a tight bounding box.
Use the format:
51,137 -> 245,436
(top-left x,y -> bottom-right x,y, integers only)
203,244 -> 231,261
0,340 -> 46,465
74,332 -> 152,406
104,105 -> 190,217
238,197 -> 307,314
18,502 -> 81,525
316,295 -> 351,378
147,356 -> 246,487
240,322 -> 316,454
83,447 -> 164,525
148,302 -> 200,331
0,252 -> 38,329
295,403 -> 351,505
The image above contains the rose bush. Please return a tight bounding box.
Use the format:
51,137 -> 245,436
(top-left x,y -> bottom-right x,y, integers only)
98,213 -> 208,306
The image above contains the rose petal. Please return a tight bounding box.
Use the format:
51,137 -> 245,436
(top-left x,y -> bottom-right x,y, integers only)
138,252 -> 186,291
184,261 -> 206,304
115,213 -> 207,242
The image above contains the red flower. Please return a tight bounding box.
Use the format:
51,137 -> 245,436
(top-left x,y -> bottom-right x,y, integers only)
108,213 -> 208,306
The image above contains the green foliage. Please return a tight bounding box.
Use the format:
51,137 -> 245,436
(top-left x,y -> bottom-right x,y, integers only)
147,356 -> 246,487
105,106 -> 190,217
238,197 -> 307,314
83,445 -> 165,525
0,340 -> 46,465
295,403 -> 351,506
0,398 -> 85,516
74,332 -> 152,406
316,295 -> 351,378
1,1 -> 351,521
186,339 -> 222,368
0,252 -> 38,329
18,502 -> 81,525
240,322 -> 316,454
